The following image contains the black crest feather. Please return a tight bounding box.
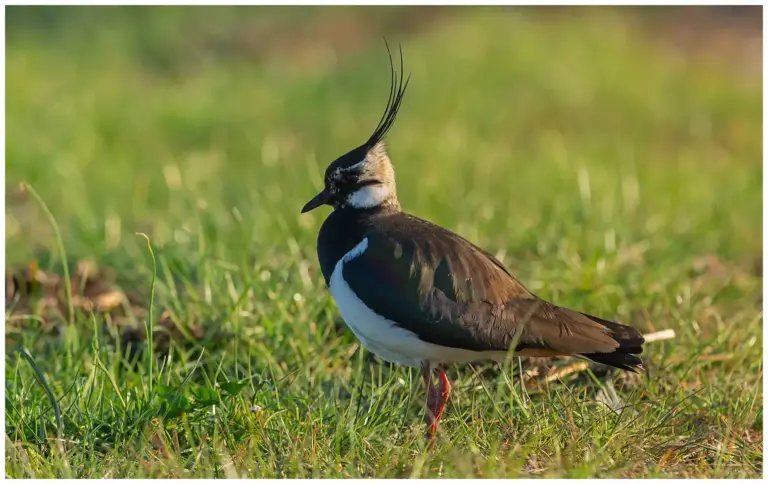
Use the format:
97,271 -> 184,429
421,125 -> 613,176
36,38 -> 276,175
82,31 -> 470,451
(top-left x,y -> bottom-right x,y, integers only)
365,40 -> 410,149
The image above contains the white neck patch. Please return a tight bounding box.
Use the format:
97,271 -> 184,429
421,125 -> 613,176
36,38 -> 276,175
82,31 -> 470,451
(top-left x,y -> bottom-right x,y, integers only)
347,184 -> 391,209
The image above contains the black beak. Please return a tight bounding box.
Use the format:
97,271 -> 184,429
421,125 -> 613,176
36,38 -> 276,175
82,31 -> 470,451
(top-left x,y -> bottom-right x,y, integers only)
301,188 -> 331,213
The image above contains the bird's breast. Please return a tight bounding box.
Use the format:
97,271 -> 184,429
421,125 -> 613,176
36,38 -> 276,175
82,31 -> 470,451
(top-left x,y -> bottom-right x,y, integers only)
315,208 -> 373,285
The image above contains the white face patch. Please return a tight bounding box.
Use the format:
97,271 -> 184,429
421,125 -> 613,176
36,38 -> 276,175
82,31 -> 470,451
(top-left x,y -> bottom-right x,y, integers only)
347,183 -> 391,209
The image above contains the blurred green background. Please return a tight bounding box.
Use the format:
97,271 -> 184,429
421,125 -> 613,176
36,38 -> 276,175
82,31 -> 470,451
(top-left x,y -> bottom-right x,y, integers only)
6,6 -> 762,265
5,6 -> 763,478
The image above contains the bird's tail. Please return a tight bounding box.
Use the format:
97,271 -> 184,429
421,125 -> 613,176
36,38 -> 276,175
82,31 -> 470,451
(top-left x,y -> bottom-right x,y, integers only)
575,313 -> 645,372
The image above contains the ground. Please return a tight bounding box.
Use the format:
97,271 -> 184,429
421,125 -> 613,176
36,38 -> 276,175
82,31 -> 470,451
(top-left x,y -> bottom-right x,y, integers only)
5,6 -> 763,478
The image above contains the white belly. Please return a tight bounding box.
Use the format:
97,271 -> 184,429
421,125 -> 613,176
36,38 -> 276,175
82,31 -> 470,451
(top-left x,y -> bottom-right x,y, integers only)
328,237 -> 508,367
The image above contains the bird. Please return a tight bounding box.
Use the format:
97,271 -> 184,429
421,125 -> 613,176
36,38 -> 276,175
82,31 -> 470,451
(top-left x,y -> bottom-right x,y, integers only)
301,43 -> 645,443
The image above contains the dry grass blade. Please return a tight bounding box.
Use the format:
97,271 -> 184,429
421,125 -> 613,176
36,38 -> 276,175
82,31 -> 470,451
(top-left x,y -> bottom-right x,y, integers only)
543,361 -> 590,383
643,329 -> 677,343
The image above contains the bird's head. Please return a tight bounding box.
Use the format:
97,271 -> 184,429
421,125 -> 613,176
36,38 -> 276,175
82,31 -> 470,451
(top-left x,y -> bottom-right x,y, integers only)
302,43 -> 409,214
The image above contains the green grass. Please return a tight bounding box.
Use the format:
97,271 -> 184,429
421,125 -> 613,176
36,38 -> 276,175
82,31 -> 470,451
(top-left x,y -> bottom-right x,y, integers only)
5,6 -> 762,478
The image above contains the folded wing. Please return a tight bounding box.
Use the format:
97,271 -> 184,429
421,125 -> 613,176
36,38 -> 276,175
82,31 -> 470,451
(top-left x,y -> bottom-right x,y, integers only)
341,213 -> 644,367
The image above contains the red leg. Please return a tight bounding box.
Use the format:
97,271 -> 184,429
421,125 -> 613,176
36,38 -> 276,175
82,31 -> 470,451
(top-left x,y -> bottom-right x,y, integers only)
437,368 -> 452,403
430,368 -> 451,434
424,365 -> 452,444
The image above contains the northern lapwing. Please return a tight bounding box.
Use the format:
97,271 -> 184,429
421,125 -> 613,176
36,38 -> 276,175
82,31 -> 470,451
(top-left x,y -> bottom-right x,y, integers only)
301,44 -> 645,442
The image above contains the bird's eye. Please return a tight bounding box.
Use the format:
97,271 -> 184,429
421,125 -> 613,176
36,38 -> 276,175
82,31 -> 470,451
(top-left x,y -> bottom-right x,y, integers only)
336,170 -> 357,184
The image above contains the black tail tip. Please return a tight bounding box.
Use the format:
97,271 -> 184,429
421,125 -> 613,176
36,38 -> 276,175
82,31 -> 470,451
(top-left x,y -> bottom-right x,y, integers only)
580,351 -> 645,373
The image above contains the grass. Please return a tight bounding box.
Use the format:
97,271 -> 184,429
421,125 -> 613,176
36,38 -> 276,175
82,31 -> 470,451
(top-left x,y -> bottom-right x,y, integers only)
5,6 -> 762,478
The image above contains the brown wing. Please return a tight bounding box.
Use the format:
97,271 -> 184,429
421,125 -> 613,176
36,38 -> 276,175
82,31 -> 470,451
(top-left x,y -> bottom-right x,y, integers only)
344,212 -> 643,363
